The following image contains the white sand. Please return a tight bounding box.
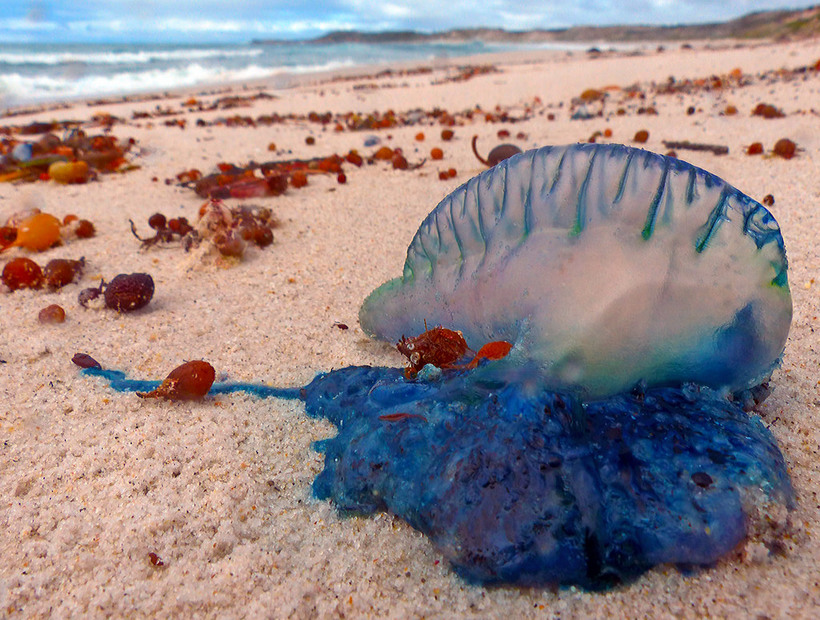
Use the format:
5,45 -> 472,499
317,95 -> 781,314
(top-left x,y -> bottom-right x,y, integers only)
2,38 -> 819,617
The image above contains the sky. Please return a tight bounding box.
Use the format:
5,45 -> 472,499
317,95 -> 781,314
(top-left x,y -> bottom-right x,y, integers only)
1,0 -> 814,44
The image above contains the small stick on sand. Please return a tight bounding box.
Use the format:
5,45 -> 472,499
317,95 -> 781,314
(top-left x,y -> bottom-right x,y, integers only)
661,140 -> 729,156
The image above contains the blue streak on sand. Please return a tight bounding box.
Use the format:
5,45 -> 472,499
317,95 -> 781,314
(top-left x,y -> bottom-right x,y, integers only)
82,364 -> 794,589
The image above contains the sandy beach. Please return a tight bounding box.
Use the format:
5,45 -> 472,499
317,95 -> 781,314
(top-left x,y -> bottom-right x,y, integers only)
2,38 -> 820,618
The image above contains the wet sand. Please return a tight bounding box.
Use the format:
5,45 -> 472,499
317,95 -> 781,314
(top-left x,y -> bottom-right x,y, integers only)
1,38 -> 819,618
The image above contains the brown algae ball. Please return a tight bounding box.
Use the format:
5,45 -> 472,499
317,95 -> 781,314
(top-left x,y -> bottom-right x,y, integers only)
633,130 -> 649,144
104,273 -> 154,312
38,304 -> 66,324
2,257 -> 44,291
137,360 -> 216,401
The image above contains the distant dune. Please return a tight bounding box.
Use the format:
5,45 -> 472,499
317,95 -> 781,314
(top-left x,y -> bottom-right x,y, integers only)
254,5 -> 820,45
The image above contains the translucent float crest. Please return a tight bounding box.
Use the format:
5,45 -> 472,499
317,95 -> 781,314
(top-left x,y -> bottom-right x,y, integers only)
360,144 -> 792,397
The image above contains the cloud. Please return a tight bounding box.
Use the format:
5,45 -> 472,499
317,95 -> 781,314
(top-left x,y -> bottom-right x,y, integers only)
0,0 -> 812,42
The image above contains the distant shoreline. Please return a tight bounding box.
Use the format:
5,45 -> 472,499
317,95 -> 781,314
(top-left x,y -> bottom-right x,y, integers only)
253,5 -> 820,46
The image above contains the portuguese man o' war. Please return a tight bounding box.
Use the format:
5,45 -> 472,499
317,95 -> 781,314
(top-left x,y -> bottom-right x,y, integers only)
78,144 -> 795,589
360,143 -> 792,398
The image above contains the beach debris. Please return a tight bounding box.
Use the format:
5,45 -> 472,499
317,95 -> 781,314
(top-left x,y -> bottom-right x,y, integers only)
137,360 -> 215,401
661,140 -> 729,156
752,103 -> 786,119
1,210 -> 95,253
44,258 -> 85,289
441,129 -> 454,141
181,154 -> 346,200
571,105 -> 597,120
432,64 -> 500,85
147,552 -> 165,567
2,257 -> 44,290
466,340 -> 514,369
397,325 -> 470,378
73,218 -> 96,239
471,135 -> 522,167
396,321 -> 513,378
345,150 -> 363,166
48,160 -> 89,184
0,127 -> 137,184
71,352 -> 102,369
38,304 -> 66,324
2,213 -> 61,252
633,129 -> 649,143
773,138 -> 797,159
129,213 -> 193,248
763,194 -> 775,206
747,142 -> 764,155
103,273 -> 154,312
150,199 -> 278,260
77,283 -> 103,308
438,168 -> 457,181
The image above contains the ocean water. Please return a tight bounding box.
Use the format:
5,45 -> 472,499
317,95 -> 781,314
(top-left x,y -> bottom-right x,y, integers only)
0,40 -> 577,108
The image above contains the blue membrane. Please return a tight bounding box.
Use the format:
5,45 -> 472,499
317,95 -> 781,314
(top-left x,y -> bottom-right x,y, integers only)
82,365 -> 793,589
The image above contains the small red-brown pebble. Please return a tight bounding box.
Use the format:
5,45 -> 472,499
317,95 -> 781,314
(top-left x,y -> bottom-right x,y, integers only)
305,136 -> 315,145
290,170 -> 308,188
725,105 -> 738,116
773,138 -> 796,159
752,103 -> 785,119
333,322 -> 349,330
346,151 -> 363,166
430,147 -> 444,160
373,146 -> 393,160
104,273 -> 154,312
148,213 -> 167,230
251,226 -> 274,248
415,132 -> 425,141
148,552 -> 165,566
441,129 -> 454,141
547,113 -> 555,121
2,257 -> 44,291
137,360 -> 216,401
603,128 -> 613,138
0,226 -> 16,249
747,142 -> 764,155
44,258 -> 84,289
633,129 -> 649,143
38,304 -> 66,324
267,142 -> 276,151
72,352 -> 102,369
438,171 -> 449,180
762,194 -> 775,206
75,219 -> 95,238
448,168 -> 457,178
497,129 -> 510,139
63,214 -> 78,225
337,172 -> 346,184
151,176 -> 158,182
391,153 -> 408,170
